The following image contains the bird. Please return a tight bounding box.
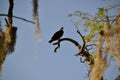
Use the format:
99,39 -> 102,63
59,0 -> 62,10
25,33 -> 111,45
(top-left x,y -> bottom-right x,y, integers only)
49,27 -> 64,43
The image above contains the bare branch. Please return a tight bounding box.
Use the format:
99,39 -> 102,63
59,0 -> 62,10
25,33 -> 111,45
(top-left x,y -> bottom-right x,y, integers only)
52,37 -> 94,66
110,16 -> 117,25
54,40 -> 60,52
53,38 -> 82,53
8,0 -> 14,25
5,18 -> 9,26
71,20 -> 86,56
86,44 -> 97,47
0,14 -> 35,24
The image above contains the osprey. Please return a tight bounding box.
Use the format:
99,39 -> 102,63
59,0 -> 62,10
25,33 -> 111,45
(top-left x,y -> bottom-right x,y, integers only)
49,27 -> 64,43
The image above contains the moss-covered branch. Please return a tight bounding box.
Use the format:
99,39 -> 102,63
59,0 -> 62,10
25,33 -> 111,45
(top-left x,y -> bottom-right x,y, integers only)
0,0 -> 17,72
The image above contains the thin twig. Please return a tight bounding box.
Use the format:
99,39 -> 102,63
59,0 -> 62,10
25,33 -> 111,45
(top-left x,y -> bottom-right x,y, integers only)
70,20 -> 86,56
70,20 -> 94,65
5,18 -> 9,26
85,44 -> 97,48
0,14 -> 35,24
110,16 -> 117,25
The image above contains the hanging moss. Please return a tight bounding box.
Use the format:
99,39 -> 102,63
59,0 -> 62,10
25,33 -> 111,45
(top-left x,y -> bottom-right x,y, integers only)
0,26 -> 17,72
0,31 -> 6,71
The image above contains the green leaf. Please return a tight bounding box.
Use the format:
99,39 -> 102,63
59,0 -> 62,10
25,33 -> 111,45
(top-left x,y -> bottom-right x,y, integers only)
98,8 -> 105,17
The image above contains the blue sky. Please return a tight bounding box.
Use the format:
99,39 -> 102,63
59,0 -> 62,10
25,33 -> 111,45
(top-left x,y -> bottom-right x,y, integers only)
0,0 -> 120,80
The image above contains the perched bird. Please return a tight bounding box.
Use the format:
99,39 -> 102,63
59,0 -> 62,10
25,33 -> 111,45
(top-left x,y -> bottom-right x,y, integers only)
49,27 -> 64,43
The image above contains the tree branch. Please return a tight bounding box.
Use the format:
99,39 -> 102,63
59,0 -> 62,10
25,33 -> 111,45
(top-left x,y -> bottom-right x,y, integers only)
70,20 -> 94,65
0,14 -> 35,24
53,38 -> 82,53
52,37 -> 94,66
8,0 -> 14,25
71,20 -> 86,56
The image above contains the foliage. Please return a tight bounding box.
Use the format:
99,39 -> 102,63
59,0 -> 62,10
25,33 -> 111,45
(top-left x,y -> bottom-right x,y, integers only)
66,3 -> 120,80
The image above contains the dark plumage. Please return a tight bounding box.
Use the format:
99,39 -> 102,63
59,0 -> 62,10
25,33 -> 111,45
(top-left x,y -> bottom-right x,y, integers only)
49,27 -> 64,43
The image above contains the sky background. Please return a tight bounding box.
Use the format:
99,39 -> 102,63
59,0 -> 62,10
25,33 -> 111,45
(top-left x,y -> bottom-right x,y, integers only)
0,0 -> 120,80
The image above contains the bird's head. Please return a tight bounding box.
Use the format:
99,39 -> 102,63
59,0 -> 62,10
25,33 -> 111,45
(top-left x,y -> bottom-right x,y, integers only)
60,27 -> 64,30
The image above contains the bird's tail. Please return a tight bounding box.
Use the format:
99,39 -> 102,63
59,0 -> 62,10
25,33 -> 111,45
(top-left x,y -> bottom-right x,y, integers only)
49,40 -> 53,43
